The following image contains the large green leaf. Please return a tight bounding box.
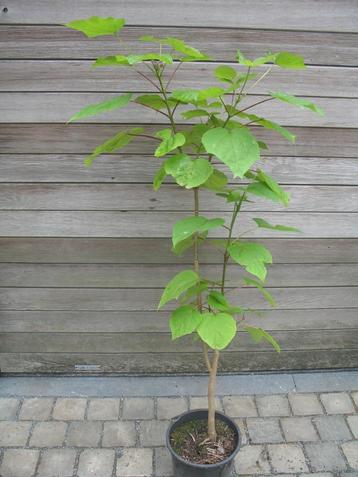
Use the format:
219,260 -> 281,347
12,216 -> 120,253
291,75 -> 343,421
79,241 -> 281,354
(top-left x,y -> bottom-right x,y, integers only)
65,16 -> 125,37
253,218 -> 301,233
274,52 -> 305,69
202,127 -> 260,178
135,94 -> 167,110
245,326 -> 281,352
197,312 -> 237,350
172,216 -> 224,248
256,170 -> 290,206
228,242 -> 272,281
243,277 -> 276,307
154,130 -> 186,157
270,91 -> 324,116
181,109 -> 211,120
214,65 -> 237,83
164,154 -> 214,188
236,111 -> 295,143
84,127 -> 143,166
68,93 -> 132,123
202,169 -> 228,191
169,305 -> 203,340
246,182 -> 283,203
158,270 -> 199,309
207,291 -> 229,311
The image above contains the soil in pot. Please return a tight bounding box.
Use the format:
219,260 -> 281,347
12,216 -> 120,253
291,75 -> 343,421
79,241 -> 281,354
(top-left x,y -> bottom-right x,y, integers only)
170,418 -> 236,465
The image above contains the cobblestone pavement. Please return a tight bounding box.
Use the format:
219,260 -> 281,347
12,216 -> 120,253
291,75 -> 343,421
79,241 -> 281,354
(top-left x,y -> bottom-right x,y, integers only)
0,383 -> 357,476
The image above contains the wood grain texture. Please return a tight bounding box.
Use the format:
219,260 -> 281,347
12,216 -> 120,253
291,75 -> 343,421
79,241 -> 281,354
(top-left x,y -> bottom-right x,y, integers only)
0,287 -> 357,311
1,93 -> 355,128
1,309 -> 357,333
2,61 -> 357,98
0,211 -> 356,238
0,184 -> 356,212
1,238 -> 355,264
1,26 -> 357,66
2,155 -> 358,185
2,124 -> 357,157
1,263 -> 357,288
1,0 -> 357,32
1,349 -> 358,374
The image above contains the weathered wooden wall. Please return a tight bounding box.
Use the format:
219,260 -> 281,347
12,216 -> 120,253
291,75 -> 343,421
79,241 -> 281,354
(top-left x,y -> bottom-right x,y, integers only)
0,0 -> 357,373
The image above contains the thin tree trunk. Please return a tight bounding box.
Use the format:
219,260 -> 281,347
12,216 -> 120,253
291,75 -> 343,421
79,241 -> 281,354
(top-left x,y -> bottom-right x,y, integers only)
208,350 -> 220,441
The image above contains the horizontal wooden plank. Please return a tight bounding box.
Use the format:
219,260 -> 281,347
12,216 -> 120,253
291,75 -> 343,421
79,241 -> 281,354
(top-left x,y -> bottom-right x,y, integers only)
2,349 -> 357,373
1,26 -> 357,66
1,155 -> 357,185
0,287 -> 357,310
1,330 -> 357,353
0,263 -> 356,288
1,184 -> 356,212
2,125 -> 356,157
1,1 -> 357,32
1,61 -> 356,98
1,93 -> 355,128
0,211 -> 356,238
1,238 -> 355,264
1,309 -> 356,333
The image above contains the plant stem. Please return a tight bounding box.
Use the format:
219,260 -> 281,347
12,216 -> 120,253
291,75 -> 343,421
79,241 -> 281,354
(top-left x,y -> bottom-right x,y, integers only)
208,350 -> 219,441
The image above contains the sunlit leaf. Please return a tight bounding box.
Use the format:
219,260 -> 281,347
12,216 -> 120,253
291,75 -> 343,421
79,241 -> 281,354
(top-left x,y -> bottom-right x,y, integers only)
68,93 -> 132,123
170,305 -> 203,339
65,16 -> 125,37
172,216 -> 224,248
228,242 -> 272,281
158,270 -> 199,309
253,218 -> 302,233
270,91 -> 324,116
164,154 -> 214,188
197,312 -> 237,350
154,129 -> 186,157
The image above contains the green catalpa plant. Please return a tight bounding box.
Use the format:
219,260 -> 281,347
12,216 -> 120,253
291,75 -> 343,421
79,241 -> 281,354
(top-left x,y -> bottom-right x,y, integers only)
65,16 -> 324,442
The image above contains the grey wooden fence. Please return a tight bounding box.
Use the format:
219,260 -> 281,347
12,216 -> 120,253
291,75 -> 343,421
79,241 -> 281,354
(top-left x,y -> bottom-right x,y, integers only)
0,0 -> 357,373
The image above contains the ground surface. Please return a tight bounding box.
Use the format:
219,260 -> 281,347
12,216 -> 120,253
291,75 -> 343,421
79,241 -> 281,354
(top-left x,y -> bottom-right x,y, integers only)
0,371 -> 357,477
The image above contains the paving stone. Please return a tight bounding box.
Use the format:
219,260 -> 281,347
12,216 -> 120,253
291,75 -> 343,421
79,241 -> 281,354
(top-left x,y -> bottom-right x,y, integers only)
246,417 -> 283,443
256,394 -> 291,416
268,443 -> 309,473
19,398 -> 53,420
0,398 -> 19,420
289,393 -> 324,416
190,396 -> 223,411
52,398 -> 87,420
234,444 -> 270,474
157,397 -> 187,419
87,398 -> 120,420
0,421 -> 31,446
102,421 -> 136,447
352,392 -> 358,408
222,395 -> 257,417
67,421 -> 102,447
37,449 -> 76,477
347,415 -> 358,438
300,473 -> 334,477
304,442 -> 347,472
0,449 -> 39,477
154,447 -> 173,476
313,416 -> 352,441
122,397 -> 154,419
139,420 -> 169,446
281,417 -> 318,442
116,448 -> 153,477
78,449 -> 115,477
30,421 -> 67,447
320,393 -> 355,414
341,441 -> 358,470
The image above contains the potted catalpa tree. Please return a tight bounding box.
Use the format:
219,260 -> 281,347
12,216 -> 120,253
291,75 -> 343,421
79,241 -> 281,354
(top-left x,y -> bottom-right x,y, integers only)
65,16 -> 323,477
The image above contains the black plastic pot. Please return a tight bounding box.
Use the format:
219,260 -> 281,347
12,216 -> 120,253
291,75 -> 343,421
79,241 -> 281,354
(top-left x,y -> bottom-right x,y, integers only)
166,409 -> 241,477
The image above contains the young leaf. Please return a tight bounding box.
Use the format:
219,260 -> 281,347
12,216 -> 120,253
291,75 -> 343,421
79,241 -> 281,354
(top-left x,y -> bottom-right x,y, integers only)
236,111 -> 295,143
171,87 -> 225,104
158,270 -> 199,309
214,65 -> 237,83
243,277 -> 276,307
135,94 -> 167,110
139,35 -> 209,60
197,312 -> 237,350
153,164 -> 167,191
169,305 -> 203,340
207,291 -> 230,311
172,216 -> 225,248
164,154 -> 214,189
253,218 -> 302,233
202,169 -> 228,191
65,16 -> 125,37
202,127 -> 260,178
245,326 -> 281,352
68,93 -> 132,123
270,91 -> 324,116
256,170 -> 290,206
246,182 -> 283,203
236,49 -> 276,67
93,53 -> 173,67
228,242 -> 272,282
181,109 -> 211,120
84,127 -> 143,165
154,130 -> 186,157
179,281 -> 208,304
274,52 -> 305,69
